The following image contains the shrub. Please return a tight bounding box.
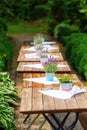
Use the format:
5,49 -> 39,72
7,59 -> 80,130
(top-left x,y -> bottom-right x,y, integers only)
46,18 -> 57,36
0,34 -> 14,71
0,19 -> 7,33
65,33 -> 87,80
54,23 -> 72,42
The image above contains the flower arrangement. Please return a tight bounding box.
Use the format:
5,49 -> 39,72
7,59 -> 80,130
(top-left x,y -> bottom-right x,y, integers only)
43,56 -> 57,73
57,74 -> 73,91
35,45 -> 43,57
35,45 -> 43,50
34,33 -> 44,45
57,74 -> 73,83
40,53 -> 48,58
40,53 -> 48,66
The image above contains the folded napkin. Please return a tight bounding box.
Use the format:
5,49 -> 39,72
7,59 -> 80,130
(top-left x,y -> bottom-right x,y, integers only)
22,64 -> 43,69
23,47 -> 35,51
48,54 -> 59,58
42,41 -> 56,45
22,64 -> 66,69
25,53 -> 39,58
43,45 -> 56,51
23,77 -> 59,84
39,86 -> 86,99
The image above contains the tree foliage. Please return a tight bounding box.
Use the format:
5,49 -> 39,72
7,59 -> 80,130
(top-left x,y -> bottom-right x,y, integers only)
45,0 -> 87,34
0,0 -> 47,21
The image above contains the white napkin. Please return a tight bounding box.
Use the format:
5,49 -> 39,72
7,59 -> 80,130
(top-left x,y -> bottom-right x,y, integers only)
23,77 -> 59,84
23,47 -> 35,51
39,86 -> 86,99
22,64 -> 43,69
22,64 -> 66,69
43,45 -> 56,51
48,54 -> 59,58
24,53 -> 39,58
42,41 -> 56,45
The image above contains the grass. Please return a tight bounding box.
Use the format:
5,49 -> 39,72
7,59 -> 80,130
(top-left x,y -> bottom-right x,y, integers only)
7,18 -> 47,34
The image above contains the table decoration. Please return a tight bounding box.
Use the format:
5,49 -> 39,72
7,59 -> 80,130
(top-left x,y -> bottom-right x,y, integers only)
42,41 -> 56,45
35,45 -> 43,56
39,86 -> 86,99
23,76 -> 59,84
57,74 -> 73,91
24,53 -> 40,58
43,57 -> 57,81
40,53 -> 48,66
34,33 -> 44,46
43,45 -> 57,51
22,64 -> 43,69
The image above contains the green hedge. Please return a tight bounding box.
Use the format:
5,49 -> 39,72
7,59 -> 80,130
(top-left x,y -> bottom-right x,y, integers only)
0,34 -> 14,71
65,33 -> 87,80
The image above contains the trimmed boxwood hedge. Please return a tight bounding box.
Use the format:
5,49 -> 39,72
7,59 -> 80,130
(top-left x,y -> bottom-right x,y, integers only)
64,33 -> 87,80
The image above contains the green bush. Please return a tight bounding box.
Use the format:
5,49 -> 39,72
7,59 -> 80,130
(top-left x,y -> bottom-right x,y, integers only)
65,33 -> 87,79
54,22 -> 72,41
46,18 -> 57,36
0,34 -> 14,71
0,55 -> 6,72
0,19 -> 7,33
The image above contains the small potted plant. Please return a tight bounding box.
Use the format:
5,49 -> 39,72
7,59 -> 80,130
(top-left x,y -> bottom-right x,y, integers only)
57,74 -> 73,91
40,53 -> 48,66
44,57 -> 57,81
35,45 -> 43,56
34,33 -> 44,45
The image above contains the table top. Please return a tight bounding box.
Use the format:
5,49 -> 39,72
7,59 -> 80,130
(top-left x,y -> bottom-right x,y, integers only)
19,44 -> 60,53
20,73 -> 87,114
17,52 -> 64,62
17,61 -> 71,73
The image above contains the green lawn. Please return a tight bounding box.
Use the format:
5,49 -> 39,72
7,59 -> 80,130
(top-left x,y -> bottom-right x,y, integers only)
7,18 -> 47,34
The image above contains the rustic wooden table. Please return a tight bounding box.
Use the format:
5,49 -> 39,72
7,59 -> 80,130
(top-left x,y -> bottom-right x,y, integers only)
19,44 -> 60,53
17,61 -> 71,73
20,73 -> 87,130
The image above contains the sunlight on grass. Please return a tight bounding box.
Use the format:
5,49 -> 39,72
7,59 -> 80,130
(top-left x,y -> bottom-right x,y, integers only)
7,19 -> 47,34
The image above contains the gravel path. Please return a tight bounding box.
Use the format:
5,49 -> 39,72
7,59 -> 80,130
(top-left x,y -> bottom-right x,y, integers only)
9,34 -> 84,130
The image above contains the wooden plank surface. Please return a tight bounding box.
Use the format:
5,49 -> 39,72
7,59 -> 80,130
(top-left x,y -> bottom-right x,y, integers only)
19,44 -> 60,53
20,73 -> 87,114
17,52 -> 64,62
17,61 -> 71,73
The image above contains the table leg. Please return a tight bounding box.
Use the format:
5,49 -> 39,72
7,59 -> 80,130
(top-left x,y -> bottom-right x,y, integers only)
23,114 -> 30,123
43,112 -> 79,130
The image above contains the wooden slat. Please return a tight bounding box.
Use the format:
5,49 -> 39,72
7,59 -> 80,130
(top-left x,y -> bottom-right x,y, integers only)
65,97 -> 79,111
42,87 -> 55,111
32,88 -> 43,111
20,88 -> 32,113
75,94 -> 87,110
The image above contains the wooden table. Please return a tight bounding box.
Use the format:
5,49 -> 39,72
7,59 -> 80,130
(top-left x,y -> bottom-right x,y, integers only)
17,61 -> 71,73
17,52 -> 64,62
20,73 -> 87,130
19,44 -> 60,53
